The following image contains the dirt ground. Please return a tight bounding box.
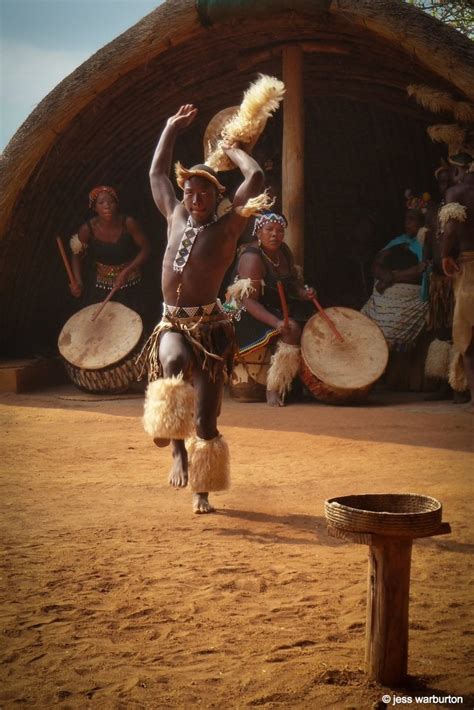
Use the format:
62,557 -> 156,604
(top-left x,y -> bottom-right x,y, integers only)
1,384 -> 473,709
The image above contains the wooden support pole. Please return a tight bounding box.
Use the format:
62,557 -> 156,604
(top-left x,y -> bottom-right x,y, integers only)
282,45 -> 305,267
365,537 -> 413,686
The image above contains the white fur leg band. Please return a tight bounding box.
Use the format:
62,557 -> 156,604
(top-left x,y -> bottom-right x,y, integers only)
266,342 -> 300,397
186,435 -> 230,492
424,339 -> 451,381
448,349 -> 468,392
142,375 -> 194,440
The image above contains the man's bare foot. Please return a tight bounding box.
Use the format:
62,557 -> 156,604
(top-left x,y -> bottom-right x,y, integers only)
154,437 -> 170,448
192,493 -> 216,514
266,389 -> 285,407
168,454 -> 188,487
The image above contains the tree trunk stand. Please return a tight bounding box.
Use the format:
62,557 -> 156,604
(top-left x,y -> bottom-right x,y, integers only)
327,522 -> 451,686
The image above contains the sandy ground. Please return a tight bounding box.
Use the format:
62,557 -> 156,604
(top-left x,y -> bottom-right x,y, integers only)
0,384 -> 473,709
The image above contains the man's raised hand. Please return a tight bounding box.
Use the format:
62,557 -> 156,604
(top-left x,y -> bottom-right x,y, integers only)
168,104 -> 198,131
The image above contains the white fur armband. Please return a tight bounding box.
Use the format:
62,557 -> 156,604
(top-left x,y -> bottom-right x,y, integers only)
235,190 -> 275,218
438,203 -> 467,228
225,277 -> 264,308
70,234 -> 86,255
416,226 -> 428,247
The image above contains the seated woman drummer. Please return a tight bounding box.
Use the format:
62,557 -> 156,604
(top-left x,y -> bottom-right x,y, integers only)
226,211 -> 316,407
361,208 -> 428,351
69,186 -> 151,316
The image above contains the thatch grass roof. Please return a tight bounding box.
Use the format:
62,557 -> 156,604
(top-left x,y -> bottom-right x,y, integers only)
0,0 -> 473,355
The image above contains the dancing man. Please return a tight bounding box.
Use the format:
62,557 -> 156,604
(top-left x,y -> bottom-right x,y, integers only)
141,104 -> 266,512
440,152 -> 474,407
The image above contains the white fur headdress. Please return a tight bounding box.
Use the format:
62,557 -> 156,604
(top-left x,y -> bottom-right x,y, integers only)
205,74 -> 285,172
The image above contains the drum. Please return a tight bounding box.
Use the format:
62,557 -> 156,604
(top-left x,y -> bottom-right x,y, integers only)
300,307 -> 389,405
58,302 -> 143,394
229,344 -> 273,402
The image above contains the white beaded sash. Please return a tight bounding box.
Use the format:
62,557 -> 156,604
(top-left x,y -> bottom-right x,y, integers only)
172,215 -> 217,272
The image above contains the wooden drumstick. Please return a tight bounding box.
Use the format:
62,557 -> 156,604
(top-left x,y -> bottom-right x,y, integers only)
311,296 -> 344,343
276,280 -> 289,327
56,236 -> 77,289
91,285 -> 119,322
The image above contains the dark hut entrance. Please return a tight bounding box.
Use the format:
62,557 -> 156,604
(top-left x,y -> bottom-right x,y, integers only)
0,0 -> 467,357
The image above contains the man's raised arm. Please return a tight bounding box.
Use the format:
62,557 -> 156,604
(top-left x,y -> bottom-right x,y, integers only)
149,104 -> 198,220
224,145 -> 264,213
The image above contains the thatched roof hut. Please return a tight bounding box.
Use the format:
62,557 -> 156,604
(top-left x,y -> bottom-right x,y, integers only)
1,0 -> 473,356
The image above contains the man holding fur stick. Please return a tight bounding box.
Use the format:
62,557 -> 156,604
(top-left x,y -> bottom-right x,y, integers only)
140,104 -> 267,513
440,152 -> 474,407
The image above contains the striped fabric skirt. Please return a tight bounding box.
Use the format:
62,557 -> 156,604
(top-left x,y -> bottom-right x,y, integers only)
361,283 -> 428,351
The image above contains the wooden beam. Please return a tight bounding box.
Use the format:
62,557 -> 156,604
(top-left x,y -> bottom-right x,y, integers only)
282,45 -> 305,267
237,41 -> 349,71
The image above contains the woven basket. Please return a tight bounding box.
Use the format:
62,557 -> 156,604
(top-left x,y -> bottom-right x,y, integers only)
325,494 -> 442,537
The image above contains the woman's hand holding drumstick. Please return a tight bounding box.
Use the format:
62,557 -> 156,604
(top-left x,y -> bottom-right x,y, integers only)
91,284 -> 120,322
56,236 -> 82,296
308,290 -> 344,343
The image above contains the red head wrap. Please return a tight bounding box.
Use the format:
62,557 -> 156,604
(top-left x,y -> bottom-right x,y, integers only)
88,186 -> 119,209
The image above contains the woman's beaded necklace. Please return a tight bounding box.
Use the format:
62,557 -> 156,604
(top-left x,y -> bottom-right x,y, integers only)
260,247 -> 280,268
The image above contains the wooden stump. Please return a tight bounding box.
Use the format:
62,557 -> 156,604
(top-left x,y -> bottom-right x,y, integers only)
326,521 -> 451,686
366,537 -> 412,685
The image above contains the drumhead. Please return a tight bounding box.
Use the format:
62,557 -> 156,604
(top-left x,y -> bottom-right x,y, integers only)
301,307 -> 388,390
58,302 -> 143,370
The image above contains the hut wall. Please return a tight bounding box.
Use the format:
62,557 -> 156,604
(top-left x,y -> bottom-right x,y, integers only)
0,2 -> 466,357
303,96 -> 443,309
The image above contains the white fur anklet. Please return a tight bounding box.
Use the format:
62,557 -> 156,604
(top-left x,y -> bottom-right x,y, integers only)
142,375 -> 194,440
266,342 -> 300,397
186,435 -> 230,492
448,349 -> 468,392
424,339 -> 451,381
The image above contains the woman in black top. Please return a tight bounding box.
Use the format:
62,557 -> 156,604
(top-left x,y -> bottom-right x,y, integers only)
227,212 -> 316,406
70,186 -> 150,315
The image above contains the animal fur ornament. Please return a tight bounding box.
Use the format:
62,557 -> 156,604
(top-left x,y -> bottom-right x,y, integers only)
424,339 -> 451,381
225,277 -> 260,307
454,102 -> 474,123
407,84 -> 474,125
407,84 -> 455,114
205,74 -> 285,172
142,375 -> 194,440
186,435 -> 230,492
266,341 -> 300,398
448,350 -> 468,392
416,226 -> 428,247
427,124 -> 466,155
70,234 -> 85,255
235,190 -> 275,218
438,202 -> 467,229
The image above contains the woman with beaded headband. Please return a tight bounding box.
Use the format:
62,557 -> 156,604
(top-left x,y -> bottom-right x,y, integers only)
69,185 -> 150,316
226,211 -> 316,406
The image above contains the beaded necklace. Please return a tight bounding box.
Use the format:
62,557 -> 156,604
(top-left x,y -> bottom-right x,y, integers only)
260,247 -> 281,268
173,214 -> 217,272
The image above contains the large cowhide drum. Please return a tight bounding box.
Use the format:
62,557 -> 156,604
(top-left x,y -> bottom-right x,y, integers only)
300,307 -> 388,405
58,302 -> 143,394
